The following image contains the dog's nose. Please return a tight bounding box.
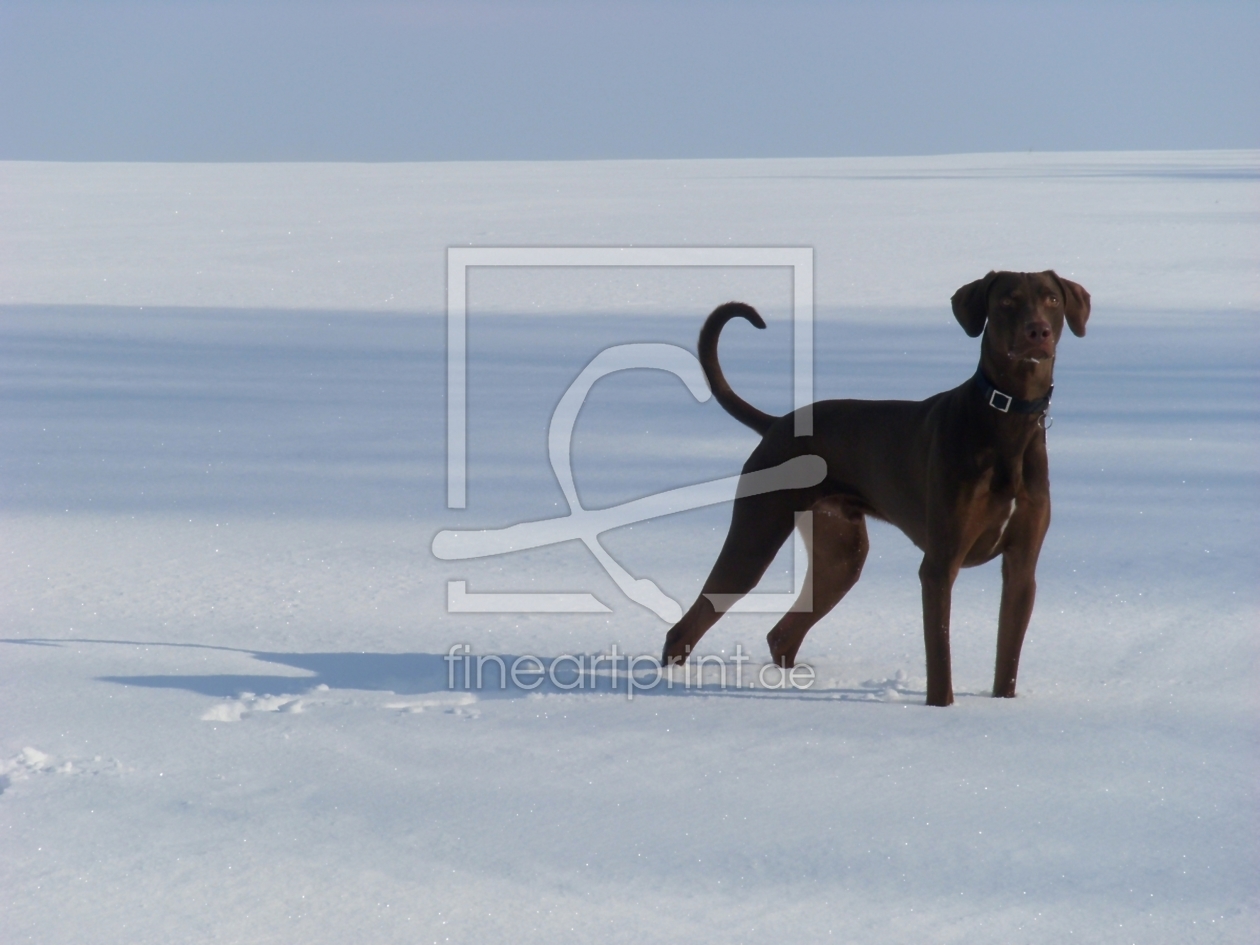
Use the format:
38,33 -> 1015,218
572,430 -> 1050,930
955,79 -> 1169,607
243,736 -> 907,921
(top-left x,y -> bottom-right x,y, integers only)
1025,320 -> 1052,343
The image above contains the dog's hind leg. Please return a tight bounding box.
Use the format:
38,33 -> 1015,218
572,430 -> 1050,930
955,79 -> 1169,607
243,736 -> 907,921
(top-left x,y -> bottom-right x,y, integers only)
766,498 -> 869,668
661,492 -> 797,665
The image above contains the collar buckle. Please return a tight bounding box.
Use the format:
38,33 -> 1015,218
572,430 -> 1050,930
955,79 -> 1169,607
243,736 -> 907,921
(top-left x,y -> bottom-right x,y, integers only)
988,389 -> 1013,413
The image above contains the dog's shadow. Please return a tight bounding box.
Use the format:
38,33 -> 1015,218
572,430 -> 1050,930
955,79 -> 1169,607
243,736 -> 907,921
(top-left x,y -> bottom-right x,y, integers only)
2,637 -> 943,704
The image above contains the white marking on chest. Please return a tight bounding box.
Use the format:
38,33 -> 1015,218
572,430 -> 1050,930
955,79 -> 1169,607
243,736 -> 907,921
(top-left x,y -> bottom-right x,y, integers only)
991,499 -> 1017,553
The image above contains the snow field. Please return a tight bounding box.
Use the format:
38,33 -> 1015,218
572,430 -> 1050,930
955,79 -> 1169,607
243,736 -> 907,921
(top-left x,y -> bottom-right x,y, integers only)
1,151 -> 1257,942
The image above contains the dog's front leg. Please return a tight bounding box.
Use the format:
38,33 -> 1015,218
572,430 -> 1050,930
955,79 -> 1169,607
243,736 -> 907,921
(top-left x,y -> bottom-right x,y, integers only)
992,555 -> 1036,698
992,504 -> 1049,698
918,555 -> 959,707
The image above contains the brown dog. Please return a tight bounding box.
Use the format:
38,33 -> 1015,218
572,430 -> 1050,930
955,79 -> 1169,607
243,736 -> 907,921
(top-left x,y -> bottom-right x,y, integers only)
661,271 -> 1090,706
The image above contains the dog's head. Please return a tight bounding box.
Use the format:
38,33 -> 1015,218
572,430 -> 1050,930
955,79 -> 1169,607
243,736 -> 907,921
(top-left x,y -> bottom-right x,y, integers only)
951,271 -> 1090,366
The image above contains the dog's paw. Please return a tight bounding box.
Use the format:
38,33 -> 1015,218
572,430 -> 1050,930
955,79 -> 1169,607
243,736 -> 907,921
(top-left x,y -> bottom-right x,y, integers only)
765,631 -> 799,668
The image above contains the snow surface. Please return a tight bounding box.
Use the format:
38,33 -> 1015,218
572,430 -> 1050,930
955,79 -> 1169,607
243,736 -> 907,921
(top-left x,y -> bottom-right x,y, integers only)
1,151 -> 1257,943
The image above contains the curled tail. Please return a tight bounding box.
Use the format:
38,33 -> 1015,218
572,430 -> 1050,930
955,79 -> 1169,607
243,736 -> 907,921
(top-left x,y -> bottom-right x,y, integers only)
699,302 -> 777,435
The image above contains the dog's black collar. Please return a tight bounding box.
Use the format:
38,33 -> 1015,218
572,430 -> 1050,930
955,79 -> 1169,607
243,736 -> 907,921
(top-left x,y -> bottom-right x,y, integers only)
973,368 -> 1052,415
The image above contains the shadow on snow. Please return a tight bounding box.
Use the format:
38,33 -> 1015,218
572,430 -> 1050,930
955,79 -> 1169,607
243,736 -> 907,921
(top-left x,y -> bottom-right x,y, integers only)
0,637 -> 939,704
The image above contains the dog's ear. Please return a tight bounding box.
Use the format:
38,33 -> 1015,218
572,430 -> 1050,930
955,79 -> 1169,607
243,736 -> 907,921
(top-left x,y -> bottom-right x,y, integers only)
951,271 -> 998,337
1049,271 -> 1091,337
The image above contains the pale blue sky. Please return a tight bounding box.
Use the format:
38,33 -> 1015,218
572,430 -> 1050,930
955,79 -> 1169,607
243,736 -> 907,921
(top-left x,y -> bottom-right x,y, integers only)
1,0 -> 1255,161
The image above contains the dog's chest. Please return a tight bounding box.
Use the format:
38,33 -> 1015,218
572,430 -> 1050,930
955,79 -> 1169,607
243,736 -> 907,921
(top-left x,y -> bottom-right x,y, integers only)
971,468 -> 1021,518
960,452 -> 1024,542
976,447 -> 1026,496
958,482 -> 1022,564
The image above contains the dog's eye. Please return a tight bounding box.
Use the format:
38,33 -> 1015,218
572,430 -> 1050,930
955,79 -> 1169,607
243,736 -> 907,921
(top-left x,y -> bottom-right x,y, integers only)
1000,298 -> 1014,308
1047,295 -> 1059,305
